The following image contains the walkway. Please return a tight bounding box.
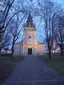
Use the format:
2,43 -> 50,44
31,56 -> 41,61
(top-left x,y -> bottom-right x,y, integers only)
1,55 -> 64,85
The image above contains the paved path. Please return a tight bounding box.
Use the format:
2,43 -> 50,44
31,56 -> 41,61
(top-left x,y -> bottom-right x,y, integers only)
1,55 -> 64,85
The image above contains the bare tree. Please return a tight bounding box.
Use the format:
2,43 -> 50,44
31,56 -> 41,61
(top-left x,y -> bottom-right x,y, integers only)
37,0 -> 63,59
7,12 -> 27,59
54,14 -> 64,56
0,0 -> 15,31
37,0 -> 55,59
0,0 -> 27,54
0,0 -> 15,53
0,32 -> 12,54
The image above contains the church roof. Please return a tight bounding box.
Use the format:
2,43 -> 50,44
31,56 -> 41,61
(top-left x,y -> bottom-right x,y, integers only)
24,13 -> 36,30
15,41 -> 23,45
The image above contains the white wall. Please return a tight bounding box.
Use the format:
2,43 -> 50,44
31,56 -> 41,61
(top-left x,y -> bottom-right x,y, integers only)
13,44 -> 23,56
37,44 -> 45,55
14,29 -> 45,56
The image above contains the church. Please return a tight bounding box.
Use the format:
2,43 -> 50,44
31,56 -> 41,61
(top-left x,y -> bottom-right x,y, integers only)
13,13 -> 45,56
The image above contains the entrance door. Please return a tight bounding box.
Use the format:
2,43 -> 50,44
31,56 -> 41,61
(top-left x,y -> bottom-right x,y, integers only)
28,48 -> 32,54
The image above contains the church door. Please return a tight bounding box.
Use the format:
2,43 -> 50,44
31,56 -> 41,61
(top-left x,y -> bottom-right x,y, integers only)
28,48 -> 32,54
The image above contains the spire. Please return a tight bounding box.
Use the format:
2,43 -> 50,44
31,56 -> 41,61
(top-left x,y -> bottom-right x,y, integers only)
24,13 -> 35,28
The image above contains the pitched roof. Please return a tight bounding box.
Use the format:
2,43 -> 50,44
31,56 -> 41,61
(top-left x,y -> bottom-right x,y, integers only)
15,41 -> 23,45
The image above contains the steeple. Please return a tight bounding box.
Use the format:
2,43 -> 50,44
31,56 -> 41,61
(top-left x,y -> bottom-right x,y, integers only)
24,13 -> 35,28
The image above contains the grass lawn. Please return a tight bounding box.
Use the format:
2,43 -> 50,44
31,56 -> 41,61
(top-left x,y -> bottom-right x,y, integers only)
40,54 -> 64,76
0,56 -> 24,83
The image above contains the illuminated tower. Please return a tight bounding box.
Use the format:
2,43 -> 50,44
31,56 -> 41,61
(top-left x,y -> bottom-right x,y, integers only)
23,13 -> 37,55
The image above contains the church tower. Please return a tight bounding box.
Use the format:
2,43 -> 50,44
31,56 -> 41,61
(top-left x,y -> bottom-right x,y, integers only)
13,13 -> 45,56
23,13 -> 37,55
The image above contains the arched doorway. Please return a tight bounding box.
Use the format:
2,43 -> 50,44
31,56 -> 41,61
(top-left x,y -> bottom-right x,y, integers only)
28,48 -> 32,54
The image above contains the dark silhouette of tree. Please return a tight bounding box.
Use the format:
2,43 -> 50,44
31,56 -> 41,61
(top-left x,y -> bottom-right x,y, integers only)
0,0 -> 26,54
0,0 -> 15,31
6,12 -> 27,59
54,14 -> 64,56
0,0 -> 15,53
37,0 -> 63,59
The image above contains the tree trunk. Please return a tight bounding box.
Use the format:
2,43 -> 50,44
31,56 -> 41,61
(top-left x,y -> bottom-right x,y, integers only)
60,44 -> 63,56
48,42 -> 52,59
61,46 -> 63,56
11,41 -> 14,59
0,49 -> 1,57
11,46 -> 13,59
49,48 -> 51,59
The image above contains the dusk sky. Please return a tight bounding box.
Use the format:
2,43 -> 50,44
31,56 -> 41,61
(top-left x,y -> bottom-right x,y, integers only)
55,0 -> 64,5
15,0 -> 64,43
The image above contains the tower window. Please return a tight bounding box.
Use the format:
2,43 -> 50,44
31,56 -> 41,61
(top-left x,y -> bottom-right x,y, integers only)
29,36 -> 31,39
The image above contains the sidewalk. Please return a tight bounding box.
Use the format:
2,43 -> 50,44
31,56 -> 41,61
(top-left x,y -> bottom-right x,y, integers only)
1,55 -> 64,85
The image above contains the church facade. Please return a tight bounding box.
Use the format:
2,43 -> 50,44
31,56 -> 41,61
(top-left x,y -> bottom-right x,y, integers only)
13,14 -> 45,56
